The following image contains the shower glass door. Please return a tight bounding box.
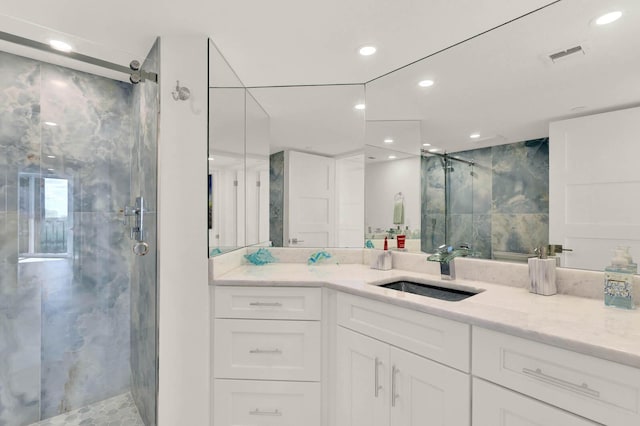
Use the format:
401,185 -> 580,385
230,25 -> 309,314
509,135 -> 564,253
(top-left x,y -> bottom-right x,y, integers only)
0,40 -> 158,426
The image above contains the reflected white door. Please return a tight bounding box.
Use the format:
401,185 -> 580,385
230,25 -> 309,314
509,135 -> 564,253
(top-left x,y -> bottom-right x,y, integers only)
549,107 -> 640,270
285,151 -> 335,247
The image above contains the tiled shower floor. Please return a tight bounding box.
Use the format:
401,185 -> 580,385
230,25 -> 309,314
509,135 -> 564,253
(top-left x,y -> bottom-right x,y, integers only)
29,392 -> 144,426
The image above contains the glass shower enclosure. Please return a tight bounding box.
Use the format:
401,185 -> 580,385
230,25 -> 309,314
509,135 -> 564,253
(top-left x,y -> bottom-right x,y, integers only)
0,37 -> 159,426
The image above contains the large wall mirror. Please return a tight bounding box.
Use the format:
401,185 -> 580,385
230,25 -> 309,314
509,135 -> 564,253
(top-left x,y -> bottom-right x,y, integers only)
364,0 -> 640,271
208,41 -> 246,256
209,39 -> 365,256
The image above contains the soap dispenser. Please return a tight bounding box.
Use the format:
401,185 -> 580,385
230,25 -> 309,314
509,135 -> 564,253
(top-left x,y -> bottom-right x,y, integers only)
528,246 -> 557,296
371,237 -> 392,270
604,249 -> 635,309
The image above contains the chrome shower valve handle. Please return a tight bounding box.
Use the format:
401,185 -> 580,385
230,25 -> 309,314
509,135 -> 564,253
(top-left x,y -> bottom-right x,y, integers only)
133,241 -> 150,256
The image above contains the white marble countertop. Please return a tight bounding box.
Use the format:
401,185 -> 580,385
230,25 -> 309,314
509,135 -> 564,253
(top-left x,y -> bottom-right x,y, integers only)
214,263 -> 640,369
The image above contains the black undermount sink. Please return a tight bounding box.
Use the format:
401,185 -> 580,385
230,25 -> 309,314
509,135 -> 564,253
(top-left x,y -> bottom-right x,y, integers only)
380,280 -> 477,301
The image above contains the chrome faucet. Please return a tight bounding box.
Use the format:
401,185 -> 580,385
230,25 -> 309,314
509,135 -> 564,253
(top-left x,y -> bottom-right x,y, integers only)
427,244 -> 472,280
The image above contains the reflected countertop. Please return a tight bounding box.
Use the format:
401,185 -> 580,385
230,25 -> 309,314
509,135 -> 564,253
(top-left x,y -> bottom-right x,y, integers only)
214,263 -> 640,369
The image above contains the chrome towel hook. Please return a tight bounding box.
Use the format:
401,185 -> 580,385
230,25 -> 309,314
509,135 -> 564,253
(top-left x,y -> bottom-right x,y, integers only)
172,80 -> 191,101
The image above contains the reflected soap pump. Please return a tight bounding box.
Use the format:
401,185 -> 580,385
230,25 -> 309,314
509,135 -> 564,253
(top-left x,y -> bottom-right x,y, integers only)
528,246 -> 557,296
371,237 -> 392,270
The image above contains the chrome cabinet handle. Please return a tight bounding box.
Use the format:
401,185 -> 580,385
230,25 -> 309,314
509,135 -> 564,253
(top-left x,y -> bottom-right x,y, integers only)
249,302 -> 283,307
249,348 -> 282,354
374,357 -> 382,397
391,365 -> 399,407
522,368 -> 600,398
249,408 -> 282,416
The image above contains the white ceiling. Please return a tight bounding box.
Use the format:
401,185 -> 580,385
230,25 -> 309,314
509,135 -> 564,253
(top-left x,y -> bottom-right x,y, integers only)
3,0 -> 638,160
1,0 -> 556,86
247,85 -> 365,156
365,0 -> 640,154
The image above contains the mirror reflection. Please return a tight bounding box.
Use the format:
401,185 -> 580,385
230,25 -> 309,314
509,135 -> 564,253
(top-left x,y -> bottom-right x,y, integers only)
245,91 -> 270,248
208,41 -> 246,256
364,0 -> 640,271
248,84 -> 365,248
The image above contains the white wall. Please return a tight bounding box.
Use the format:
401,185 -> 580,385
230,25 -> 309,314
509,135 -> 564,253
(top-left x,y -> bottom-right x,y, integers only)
157,36 -> 210,426
336,153 -> 365,246
365,157 -> 420,233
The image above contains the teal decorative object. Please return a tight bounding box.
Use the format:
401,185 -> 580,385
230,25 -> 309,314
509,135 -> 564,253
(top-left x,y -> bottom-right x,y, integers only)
209,247 -> 222,256
308,250 -> 332,265
365,240 -> 374,249
245,248 -> 277,265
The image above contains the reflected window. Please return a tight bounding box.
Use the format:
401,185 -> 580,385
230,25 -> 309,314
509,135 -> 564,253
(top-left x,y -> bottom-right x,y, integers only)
19,174 -> 70,255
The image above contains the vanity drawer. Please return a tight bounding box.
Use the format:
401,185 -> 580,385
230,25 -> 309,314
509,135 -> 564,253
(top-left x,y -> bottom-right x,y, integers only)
214,379 -> 321,426
215,286 -> 322,320
473,378 -> 599,425
336,292 -> 470,372
214,319 -> 321,381
473,327 -> 640,426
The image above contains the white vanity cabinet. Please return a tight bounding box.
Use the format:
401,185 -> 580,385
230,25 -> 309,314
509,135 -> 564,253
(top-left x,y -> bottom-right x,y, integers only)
473,327 -> 640,426
212,286 -> 323,426
473,378 -> 599,425
335,292 -> 471,426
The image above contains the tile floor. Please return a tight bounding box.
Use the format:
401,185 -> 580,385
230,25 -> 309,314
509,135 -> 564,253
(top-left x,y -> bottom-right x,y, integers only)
29,392 -> 145,426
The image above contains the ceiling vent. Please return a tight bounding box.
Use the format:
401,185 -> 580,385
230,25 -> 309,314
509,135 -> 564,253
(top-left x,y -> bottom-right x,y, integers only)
548,45 -> 584,63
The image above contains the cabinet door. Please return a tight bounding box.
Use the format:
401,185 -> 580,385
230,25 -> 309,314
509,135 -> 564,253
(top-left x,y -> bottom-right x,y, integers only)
390,346 -> 470,426
336,327 -> 389,426
473,379 -> 599,426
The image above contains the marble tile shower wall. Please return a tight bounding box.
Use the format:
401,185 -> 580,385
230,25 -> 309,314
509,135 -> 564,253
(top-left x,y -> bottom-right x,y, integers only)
129,39 -> 159,426
269,151 -> 285,247
0,50 -> 134,426
421,139 -> 549,259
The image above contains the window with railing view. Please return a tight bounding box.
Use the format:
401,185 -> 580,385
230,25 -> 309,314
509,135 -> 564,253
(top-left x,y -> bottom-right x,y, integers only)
19,174 -> 70,256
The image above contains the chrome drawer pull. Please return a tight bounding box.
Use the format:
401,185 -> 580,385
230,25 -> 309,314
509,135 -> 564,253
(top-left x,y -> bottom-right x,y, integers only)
391,365 -> 399,407
249,408 -> 282,416
249,301 -> 283,307
522,368 -> 600,398
249,348 -> 282,354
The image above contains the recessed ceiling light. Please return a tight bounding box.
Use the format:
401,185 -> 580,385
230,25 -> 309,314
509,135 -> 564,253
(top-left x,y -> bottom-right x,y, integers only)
359,46 -> 377,56
428,148 -> 440,153
47,155 -> 56,159
383,138 -> 394,144
418,80 -> 434,88
44,121 -> 57,126
354,103 -> 366,110
47,168 -> 55,171
49,40 -> 73,52
388,155 -> 397,159
422,143 -> 431,147
595,11 -> 622,25
208,157 -> 214,161
470,133 -> 481,139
